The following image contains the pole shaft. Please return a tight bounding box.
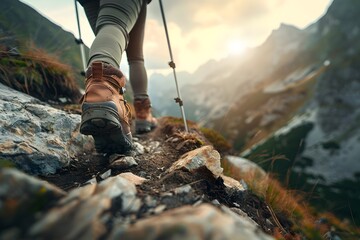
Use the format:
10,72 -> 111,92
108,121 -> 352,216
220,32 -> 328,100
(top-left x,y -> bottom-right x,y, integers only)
74,0 -> 87,72
159,0 -> 174,62
74,0 -> 82,40
159,0 -> 189,132
80,44 -> 87,72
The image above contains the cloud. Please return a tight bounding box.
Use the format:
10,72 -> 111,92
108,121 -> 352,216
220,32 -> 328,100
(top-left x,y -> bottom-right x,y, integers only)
142,19 -> 172,69
149,1 -> 269,30
19,0 -> 332,73
145,1 -> 272,72
144,0 -> 331,72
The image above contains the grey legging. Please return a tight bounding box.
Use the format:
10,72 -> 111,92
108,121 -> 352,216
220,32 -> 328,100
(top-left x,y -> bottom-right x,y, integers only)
80,0 -> 148,98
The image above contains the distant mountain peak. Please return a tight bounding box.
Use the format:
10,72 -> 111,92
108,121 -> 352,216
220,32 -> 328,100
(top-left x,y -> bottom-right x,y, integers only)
277,23 -> 300,31
262,23 -> 302,48
271,23 -> 301,37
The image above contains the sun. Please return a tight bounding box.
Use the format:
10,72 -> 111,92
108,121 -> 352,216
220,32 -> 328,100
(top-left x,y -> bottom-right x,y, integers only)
227,40 -> 246,55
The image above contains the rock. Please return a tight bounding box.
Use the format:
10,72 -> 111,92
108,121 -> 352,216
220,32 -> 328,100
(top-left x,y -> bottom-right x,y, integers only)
193,200 -> 203,207
223,156 -> 268,183
160,192 -> 173,197
212,199 -> 221,206
29,175 -> 140,240
227,207 -> 259,228
323,227 -> 342,240
100,169 -> 112,180
85,178 -> 97,185
152,205 -> 166,215
118,172 -> 148,185
109,204 -> 274,240
0,168 -> 66,230
144,141 -> 160,153
221,174 -> 246,191
168,145 -> 223,178
144,196 -> 157,208
133,142 -> 145,155
0,83 -> 93,176
240,179 -> 249,190
109,155 -> 138,170
173,184 -> 192,195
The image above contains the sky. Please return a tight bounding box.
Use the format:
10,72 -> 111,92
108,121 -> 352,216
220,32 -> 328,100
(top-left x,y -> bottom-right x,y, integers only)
20,0 -> 333,74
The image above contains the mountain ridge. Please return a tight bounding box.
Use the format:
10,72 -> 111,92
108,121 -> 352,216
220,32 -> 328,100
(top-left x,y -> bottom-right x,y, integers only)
150,0 -> 360,225
0,0 -> 88,86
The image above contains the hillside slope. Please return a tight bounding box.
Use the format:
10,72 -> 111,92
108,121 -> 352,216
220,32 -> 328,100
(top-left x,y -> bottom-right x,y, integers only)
150,0 -> 360,225
2,81 -> 359,239
241,0 -> 360,224
0,0 -> 87,85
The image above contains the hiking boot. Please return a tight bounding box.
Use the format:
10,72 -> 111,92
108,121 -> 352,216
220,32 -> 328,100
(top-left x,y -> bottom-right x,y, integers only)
80,61 -> 133,153
134,97 -> 157,134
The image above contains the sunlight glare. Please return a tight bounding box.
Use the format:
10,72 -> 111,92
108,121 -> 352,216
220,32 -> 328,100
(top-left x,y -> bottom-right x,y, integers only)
227,40 -> 246,55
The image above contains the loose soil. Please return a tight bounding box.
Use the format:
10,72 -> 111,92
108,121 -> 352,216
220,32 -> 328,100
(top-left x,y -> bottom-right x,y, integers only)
41,117 -> 296,238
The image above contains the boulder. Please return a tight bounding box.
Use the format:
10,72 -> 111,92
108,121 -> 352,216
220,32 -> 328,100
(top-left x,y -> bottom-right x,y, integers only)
223,156 -> 267,180
0,168 -> 66,231
168,145 -> 223,178
30,175 -> 141,240
118,172 -> 148,185
0,83 -> 93,175
109,204 -> 274,240
221,174 -> 246,191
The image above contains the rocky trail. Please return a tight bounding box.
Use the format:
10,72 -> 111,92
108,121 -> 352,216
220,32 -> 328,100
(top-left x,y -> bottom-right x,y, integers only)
37,125 -> 286,239
0,82 -> 296,239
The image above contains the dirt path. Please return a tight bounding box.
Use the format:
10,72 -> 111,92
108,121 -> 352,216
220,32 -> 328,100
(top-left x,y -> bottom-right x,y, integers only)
41,118 -> 295,238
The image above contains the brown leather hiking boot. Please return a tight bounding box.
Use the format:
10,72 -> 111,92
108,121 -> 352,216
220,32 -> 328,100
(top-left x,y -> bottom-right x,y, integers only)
80,62 -> 133,153
134,97 -> 157,134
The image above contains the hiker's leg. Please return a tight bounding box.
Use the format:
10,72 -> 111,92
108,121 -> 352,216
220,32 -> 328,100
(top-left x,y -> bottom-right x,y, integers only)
80,0 -> 99,34
80,0 -> 144,153
88,0 -> 144,68
126,1 -> 148,98
126,2 -> 157,133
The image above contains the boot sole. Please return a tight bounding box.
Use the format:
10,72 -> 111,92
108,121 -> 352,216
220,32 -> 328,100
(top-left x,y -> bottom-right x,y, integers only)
135,120 -> 157,134
80,102 -> 132,153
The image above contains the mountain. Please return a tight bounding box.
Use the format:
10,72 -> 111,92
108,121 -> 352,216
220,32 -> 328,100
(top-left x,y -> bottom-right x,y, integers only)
150,0 -> 360,224
2,81 -> 358,239
150,22 -> 312,124
0,0 -> 88,86
231,0 -> 360,224
149,57 -> 242,122
241,0 -> 360,223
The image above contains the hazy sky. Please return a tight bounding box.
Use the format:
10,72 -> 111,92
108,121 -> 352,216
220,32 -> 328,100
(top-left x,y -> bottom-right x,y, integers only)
20,0 -> 333,73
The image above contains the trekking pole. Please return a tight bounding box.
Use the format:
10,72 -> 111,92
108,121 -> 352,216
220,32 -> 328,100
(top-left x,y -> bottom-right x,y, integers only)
74,0 -> 87,75
159,0 -> 189,133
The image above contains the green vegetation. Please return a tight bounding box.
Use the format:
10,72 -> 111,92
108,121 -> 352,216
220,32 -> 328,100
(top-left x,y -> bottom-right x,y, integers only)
200,127 -> 231,153
244,121 -> 360,228
0,0 -> 88,87
0,46 -> 81,103
244,122 -> 314,181
222,155 -> 360,239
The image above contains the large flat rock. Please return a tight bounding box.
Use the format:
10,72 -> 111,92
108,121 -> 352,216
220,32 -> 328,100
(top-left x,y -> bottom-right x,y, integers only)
0,83 -> 93,175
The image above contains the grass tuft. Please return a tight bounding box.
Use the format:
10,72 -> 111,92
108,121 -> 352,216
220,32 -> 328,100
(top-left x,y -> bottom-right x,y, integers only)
200,127 -> 231,153
222,158 -> 360,239
0,43 -> 81,103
